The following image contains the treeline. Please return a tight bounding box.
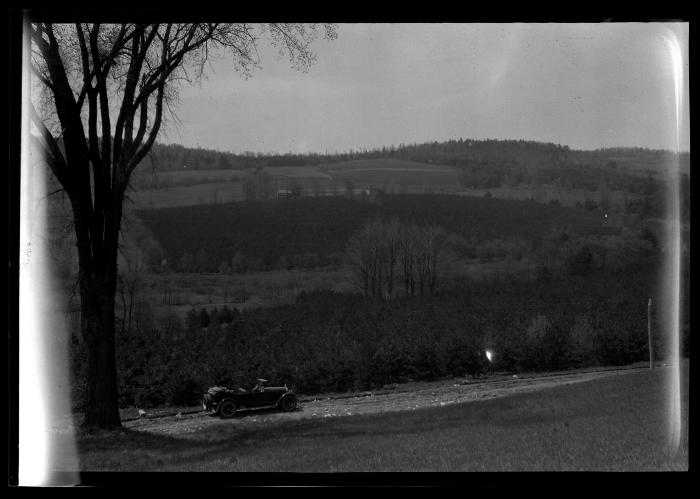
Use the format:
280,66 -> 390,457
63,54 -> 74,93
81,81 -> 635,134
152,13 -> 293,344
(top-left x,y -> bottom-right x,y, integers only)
143,142 -> 266,171
143,139 -> 689,181
69,259 -> 691,409
344,216 -> 658,294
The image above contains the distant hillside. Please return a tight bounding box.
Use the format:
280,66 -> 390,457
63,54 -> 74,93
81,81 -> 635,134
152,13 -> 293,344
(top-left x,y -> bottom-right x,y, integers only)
137,193 -> 617,273
142,139 -> 689,176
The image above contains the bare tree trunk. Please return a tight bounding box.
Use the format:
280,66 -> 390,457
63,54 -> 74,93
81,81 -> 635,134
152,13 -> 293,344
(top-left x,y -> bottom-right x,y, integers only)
71,183 -> 124,429
80,284 -> 121,429
77,234 -> 121,429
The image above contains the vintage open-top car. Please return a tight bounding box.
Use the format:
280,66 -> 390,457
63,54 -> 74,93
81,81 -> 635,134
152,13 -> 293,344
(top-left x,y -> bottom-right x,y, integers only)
202,379 -> 298,418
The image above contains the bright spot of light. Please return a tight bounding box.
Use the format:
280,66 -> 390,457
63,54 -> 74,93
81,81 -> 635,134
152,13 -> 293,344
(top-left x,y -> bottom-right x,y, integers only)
485,350 -> 493,363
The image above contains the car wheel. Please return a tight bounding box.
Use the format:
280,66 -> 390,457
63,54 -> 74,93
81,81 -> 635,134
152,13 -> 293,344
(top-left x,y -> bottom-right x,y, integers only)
279,396 -> 297,412
217,399 -> 237,418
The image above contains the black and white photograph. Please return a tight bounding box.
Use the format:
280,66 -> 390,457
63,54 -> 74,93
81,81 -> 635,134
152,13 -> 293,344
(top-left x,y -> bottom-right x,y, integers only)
10,16 -> 690,485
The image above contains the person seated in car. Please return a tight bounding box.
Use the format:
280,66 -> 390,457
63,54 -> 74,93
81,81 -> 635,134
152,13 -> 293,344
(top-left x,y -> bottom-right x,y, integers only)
252,378 -> 268,392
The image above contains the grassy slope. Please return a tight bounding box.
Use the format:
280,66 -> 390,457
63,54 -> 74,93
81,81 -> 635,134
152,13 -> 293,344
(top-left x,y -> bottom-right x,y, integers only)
61,362 -> 688,472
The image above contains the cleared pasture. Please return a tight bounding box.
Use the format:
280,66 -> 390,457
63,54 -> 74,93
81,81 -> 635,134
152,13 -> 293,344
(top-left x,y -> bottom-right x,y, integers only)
131,167 -> 248,186
263,165 -> 332,179
329,168 -> 462,188
318,158 -> 463,191
143,267 -> 355,317
125,161 -> 644,214
127,182 -> 246,209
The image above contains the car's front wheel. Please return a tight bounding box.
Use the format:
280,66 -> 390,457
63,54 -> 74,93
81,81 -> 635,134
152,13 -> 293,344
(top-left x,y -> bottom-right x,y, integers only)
217,399 -> 237,418
279,395 -> 297,412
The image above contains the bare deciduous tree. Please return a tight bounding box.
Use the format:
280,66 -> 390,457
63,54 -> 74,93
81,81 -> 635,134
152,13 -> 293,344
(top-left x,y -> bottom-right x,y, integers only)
380,218 -> 401,298
28,20 -> 336,429
347,219 -> 446,298
399,223 -> 419,296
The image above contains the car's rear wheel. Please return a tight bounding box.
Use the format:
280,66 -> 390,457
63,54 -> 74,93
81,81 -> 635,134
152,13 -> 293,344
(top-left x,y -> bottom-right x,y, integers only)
279,395 -> 297,412
217,399 -> 237,418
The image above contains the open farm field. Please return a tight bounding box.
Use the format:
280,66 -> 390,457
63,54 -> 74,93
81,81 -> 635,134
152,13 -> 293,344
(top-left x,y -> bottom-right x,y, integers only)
136,194 -> 618,272
322,159 -> 463,191
124,161 -> 648,214
143,267 -> 355,317
131,168 -> 248,186
263,165 -> 332,179
606,154 -> 691,176
329,168 -> 462,191
127,182 -> 246,209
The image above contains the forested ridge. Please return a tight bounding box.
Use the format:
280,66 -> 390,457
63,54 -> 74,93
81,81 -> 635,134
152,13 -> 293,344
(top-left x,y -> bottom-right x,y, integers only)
144,138 -> 690,178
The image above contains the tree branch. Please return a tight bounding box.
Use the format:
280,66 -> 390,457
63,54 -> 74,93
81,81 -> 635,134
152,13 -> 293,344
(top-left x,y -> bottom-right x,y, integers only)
113,24 -> 161,168
112,24 -> 147,168
125,82 -> 164,179
29,102 -> 70,190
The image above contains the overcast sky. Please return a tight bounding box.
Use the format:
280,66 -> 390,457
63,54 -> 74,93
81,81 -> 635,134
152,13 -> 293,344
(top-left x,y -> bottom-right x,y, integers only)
159,23 -> 689,155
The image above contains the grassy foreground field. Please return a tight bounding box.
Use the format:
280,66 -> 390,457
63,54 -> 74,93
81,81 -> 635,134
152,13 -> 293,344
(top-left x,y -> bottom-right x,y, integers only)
54,362 -> 688,474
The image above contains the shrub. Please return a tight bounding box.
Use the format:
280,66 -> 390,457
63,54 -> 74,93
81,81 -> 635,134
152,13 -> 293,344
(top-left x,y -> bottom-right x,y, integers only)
277,255 -> 290,270
168,376 -> 204,406
565,245 -> 593,276
568,315 -> 601,367
231,252 -> 247,273
177,252 -> 194,272
476,242 -> 495,261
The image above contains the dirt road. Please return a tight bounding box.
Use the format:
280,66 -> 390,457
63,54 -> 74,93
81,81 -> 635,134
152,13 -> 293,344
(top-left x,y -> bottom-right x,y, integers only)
121,364 -> 655,438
